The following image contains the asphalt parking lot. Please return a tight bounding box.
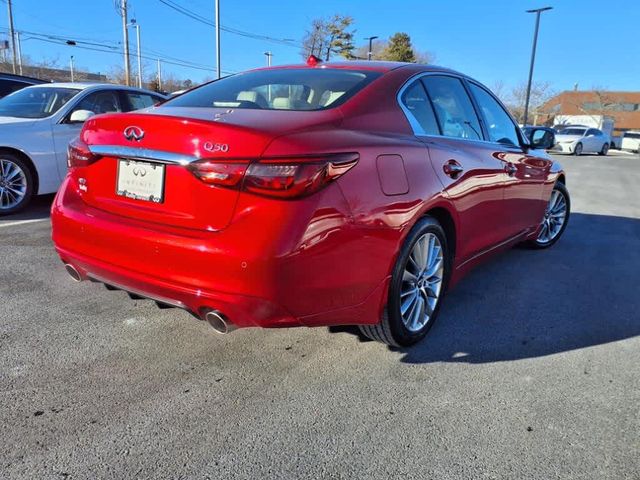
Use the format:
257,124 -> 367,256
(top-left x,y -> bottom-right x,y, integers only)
1,152 -> 639,479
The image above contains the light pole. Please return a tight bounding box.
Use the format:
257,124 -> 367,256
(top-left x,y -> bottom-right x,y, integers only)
523,6 -> 552,127
264,51 -> 273,67
127,19 -> 142,88
16,31 -> 22,75
70,55 -> 75,82
364,36 -> 378,61
215,0 -> 221,79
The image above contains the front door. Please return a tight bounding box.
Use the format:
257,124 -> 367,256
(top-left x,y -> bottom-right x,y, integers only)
466,81 -> 550,237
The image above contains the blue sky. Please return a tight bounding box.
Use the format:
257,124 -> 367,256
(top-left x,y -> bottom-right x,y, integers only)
2,0 -> 639,93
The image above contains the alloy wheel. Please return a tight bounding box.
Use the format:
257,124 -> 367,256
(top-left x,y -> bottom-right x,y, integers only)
400,232 -> 444,332
0,158 -> 28,210
537,188 -> 567,244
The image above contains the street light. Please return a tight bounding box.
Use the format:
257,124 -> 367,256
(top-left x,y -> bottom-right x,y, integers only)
126,19 -> 142,88
364,36 -> 378,61
70,55 -> 75,82
523,6 -> 552,127
264,51 -> 273,67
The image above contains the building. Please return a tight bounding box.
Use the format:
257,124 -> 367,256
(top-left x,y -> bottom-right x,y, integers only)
539,90 -> 640,135
0,62 -> 108,83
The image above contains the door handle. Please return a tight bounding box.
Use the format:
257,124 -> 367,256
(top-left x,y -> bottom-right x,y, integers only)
443,160 -> 464,178
504,162 -> 517,176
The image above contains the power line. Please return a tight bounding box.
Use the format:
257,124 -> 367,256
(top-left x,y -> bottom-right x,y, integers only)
0,28 -> 235,75
156,0 -> 300,48
0,27 -> 235,75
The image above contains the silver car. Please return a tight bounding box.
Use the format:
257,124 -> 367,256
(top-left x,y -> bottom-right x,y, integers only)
0,83 -> 165,214
552,126 -> 610,156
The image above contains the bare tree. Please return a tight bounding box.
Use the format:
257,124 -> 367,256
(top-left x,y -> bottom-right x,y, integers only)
506,80 -> 555,124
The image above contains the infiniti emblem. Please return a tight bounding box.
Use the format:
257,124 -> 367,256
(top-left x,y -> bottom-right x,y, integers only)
124,125 -> 145,142
133,166 -> 147,177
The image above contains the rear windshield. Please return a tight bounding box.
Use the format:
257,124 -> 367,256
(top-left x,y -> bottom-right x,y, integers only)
164,68 -> 381,111
624,132 -> 640,139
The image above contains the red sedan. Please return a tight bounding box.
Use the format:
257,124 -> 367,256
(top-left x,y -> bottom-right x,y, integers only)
51,60 -> 569,346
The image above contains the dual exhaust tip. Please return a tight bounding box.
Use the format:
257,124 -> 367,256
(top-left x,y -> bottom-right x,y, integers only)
64,263 -> 235,334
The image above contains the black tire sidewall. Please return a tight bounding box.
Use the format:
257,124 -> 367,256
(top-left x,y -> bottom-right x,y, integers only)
0,154 -> 34,215
387,217 -> 451,346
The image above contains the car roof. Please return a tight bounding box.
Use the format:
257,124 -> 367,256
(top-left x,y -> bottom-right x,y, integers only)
254,60 -> 462,75
0,72 -> 47,84
25,82 -> 167,96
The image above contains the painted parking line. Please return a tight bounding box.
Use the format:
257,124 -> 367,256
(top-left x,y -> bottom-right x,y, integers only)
0,218 -> 50,229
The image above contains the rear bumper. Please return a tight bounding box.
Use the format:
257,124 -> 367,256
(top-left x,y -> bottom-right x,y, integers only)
51,177 -> 389,329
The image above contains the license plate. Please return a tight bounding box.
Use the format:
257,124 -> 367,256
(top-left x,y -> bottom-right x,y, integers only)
116,159 -> 165,203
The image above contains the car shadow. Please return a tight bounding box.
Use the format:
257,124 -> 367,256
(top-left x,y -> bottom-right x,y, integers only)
0,194 -> 55,223
331,213 -> 640,364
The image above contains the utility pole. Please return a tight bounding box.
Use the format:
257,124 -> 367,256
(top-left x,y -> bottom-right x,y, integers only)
16,31 -> 22,75
364,36 -> 378,61
215,0 -> 221,79
120,0 -> 131,86
157,58 -> 162,91
264,51 -> 272,67
523,6 -> 552,127
70,55 -> 75,82
7,0 -> 17,73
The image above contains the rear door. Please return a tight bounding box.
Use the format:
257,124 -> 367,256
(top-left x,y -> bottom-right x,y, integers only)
401,74 -> 510,262
466,81 -> 551,236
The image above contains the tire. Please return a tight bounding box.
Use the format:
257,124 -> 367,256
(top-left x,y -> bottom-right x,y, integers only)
528,182 -> 570,249
359,217 -> 451,347
0,154 -> 34,215
573,143 -> 583,156
598,143 -> 609,156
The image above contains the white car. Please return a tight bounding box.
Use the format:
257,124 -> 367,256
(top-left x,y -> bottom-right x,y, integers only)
552,126 -> 610,156
0,83 -> 165,214
621,131 -> 640,153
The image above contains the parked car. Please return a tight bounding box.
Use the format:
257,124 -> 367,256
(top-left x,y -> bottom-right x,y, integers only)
621,131 -> 640,153
0,72 -> 47,98
552,126 -> 610,155
51,61 -> 568,347
0,83 -> 166,214
522,126 -> 556,149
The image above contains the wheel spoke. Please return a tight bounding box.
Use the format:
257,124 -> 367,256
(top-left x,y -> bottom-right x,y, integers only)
402,269 -> 418,284
401,289 -> 418,316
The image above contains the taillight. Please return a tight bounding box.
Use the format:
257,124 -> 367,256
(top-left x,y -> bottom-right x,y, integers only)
67,138 -> 100,168
189,153 -> 358,199
187,161 -> 247,187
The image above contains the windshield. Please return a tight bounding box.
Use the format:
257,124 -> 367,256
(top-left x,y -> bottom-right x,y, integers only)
0,87 -> 81,118
558,128 -> 585,136
165,68 -> 381,111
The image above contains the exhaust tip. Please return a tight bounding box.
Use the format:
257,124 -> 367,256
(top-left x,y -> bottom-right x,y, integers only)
205,310 -> 235,334
64,263 -> 82,282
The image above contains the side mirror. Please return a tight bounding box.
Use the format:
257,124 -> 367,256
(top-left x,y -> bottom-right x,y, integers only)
69,109 -> 95,123
528,128 -> 555,150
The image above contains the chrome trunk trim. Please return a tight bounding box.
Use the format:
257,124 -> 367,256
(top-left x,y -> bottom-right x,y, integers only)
88,145 -> 199,165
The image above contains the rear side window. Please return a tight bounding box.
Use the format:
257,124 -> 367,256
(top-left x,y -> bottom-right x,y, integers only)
165,68 -> 381,111
468,83 -> 520,146
124,92 -> 160,111
400,81 -> 439,135
587,128 -> 600,136
422,76 -> 482,141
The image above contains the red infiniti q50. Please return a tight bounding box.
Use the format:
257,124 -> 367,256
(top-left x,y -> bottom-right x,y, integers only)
51,61 -> 569,346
